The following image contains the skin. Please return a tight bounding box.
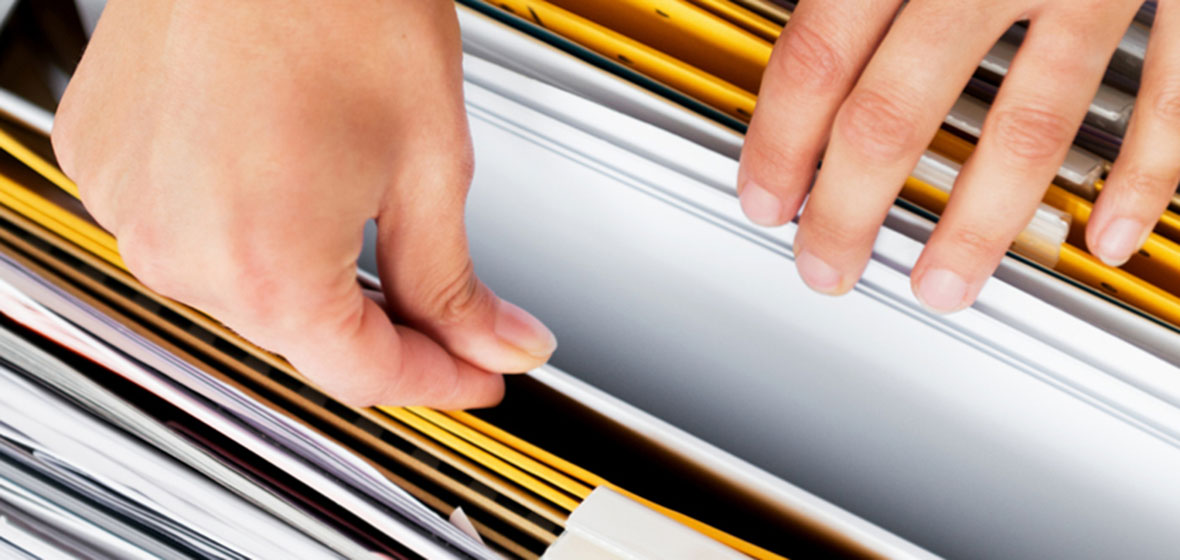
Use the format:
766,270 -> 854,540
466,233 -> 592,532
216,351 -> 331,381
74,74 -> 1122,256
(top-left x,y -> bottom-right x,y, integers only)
54,0 -> 1175,407
740,0 -> 1180,312
53,0 -> 556,409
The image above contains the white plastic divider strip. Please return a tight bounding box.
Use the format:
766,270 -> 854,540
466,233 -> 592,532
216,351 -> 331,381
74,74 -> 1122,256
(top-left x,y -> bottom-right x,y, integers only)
542,487 -> 749,560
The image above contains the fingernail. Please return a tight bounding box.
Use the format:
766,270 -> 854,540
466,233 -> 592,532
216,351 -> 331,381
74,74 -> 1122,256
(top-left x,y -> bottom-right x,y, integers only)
916,268 -> 969,313
740,181 -> 783,227
1096,218 -> 1147,267
796,250 -> 842,293
494,300 -> 557,358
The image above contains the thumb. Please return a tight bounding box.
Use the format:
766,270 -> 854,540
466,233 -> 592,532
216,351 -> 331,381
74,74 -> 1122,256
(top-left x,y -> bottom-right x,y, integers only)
117,216 -> 505,409
224,264 -> 507,409
376,152 -> 557,375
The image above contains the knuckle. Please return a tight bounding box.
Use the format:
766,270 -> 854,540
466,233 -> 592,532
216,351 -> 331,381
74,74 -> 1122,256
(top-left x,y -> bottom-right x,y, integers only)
1113,167 -> 1175,201
772,22 -> 848,93
420,259 -> 490,326
739,133 -> 811,188
803,209 -> 877,252
836,88 -> 922,162
990,105 -> 1074,163
1148,80 -> 1180,125
944,225 -> 1007,258
1035,34 -> 1095,77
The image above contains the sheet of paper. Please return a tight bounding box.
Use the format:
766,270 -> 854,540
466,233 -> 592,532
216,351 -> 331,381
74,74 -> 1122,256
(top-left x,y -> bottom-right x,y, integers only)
0,361 -> 338,559
451,55 -> 1180,558
0,255 -> 489,560
0,323 -> 375,558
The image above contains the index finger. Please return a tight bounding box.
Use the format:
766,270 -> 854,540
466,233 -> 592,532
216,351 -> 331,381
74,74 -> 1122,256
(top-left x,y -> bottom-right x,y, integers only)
738,0 -> 899,227
190,240 -> 505,410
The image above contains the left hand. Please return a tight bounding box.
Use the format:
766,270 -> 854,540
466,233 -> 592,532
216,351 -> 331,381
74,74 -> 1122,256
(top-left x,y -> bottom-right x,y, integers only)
738,0 -> 1178,312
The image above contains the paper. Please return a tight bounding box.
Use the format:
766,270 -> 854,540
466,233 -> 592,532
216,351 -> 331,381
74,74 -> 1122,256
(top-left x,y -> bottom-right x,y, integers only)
0,322 -> 375,558
0,259 -> 486,560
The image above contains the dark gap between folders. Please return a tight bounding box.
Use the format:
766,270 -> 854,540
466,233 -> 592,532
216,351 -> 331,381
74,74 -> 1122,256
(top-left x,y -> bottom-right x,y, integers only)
0,314 -> 423,560
475,375 -> 878,559
0,229 -> 554,558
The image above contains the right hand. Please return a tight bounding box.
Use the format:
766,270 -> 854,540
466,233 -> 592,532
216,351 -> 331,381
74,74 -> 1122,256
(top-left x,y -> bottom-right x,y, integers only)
52,0 -> 557,409
740,0 -> 1176,313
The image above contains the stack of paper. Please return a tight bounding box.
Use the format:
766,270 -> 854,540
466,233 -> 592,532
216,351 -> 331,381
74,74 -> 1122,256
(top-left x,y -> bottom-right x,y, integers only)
0,1 -> 1175,559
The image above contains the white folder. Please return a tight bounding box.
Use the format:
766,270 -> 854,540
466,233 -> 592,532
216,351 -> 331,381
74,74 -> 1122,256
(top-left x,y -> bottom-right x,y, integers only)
362,8 -> 1180,559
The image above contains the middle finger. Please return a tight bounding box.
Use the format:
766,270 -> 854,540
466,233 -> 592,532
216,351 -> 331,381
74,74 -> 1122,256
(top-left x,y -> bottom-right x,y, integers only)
794,0 -> 1023,294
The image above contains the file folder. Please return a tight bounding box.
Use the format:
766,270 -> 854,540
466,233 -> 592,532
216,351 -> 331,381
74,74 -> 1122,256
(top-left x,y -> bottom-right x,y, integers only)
0,1 -> 1176,559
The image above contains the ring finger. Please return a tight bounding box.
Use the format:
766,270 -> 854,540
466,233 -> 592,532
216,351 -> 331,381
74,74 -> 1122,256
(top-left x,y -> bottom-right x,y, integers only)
912,3 -> 1139,311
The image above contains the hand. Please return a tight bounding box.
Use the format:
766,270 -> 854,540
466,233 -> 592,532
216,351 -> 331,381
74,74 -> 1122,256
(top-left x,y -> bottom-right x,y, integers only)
52,0 -> 556,408
739,0 -> 1177,312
